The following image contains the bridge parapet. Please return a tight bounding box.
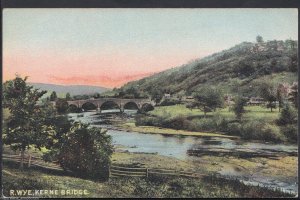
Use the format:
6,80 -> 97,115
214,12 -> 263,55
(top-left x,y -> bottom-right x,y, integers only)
67,98 -> 155,111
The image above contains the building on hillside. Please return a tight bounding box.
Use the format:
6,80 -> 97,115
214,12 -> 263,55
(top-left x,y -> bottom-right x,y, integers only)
224,94 -> 234,106
163,93 -> 171,99
182,96 -> 195,102
247,97 -> 265,106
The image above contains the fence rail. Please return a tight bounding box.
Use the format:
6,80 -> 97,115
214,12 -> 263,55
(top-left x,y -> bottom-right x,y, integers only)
110,164 -> 205,179
3,154 -> 205,179
3,154 -> 63,171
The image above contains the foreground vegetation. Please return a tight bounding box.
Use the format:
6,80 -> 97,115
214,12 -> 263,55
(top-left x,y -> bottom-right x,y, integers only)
3,158 -> 294,198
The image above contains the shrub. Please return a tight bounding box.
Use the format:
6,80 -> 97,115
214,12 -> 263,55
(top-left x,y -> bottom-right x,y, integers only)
55,99 -> 69,113
277,102 -> 297,126
160,99 -> 181,106
135,115 -> 163,126
190,118 -> 216,132
227,122 -> 242,136
281,124 -> 298,143
260,124 -> 285,143
164,115 -> 191,130
57,122 -> 113,180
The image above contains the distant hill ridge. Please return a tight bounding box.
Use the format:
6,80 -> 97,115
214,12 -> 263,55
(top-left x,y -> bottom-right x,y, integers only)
29,83 -> 109,96
119,39 -> 298,96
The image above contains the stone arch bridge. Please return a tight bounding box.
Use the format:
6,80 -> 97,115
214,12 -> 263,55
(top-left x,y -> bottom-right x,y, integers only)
66,98 -> 155,112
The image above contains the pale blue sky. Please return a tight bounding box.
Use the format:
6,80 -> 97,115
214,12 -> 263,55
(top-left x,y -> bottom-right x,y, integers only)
3,9 -> 298,87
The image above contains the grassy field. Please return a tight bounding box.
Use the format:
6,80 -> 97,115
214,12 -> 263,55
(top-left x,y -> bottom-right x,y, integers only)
3,154 -> 295,198
149,105 -> 280,122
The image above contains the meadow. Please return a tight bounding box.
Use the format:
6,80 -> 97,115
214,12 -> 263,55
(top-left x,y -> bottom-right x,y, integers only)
3,155 -> 294,198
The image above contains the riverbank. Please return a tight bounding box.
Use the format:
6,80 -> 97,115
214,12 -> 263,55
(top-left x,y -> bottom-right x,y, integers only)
68,111 -> 298,194
3,152 -> 296,198
112,122 -> 239,139
112,151 -> 298,194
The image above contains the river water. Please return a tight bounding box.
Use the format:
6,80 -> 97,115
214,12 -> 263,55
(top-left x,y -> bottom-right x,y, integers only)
67,110 -> 298,194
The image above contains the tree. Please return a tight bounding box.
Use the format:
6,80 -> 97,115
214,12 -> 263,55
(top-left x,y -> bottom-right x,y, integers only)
277,102 -> 297,126
93,93 -> 100,99
125,87 -> 140,98
118,90 -> 125,98
50,91 -> 57,101
55,99 -> 69,113
150,90 -> 163,104
2,76 -> 54,169
232,96 -> 247,121
277,83 -> 289,111
193,86 -> 224,117
66,92 -> 71,100
256,35 -> 264,43
52,122 -> 113,180
258,80 -> 277,112
289,82 -> 298,108
285,39 -> 297,50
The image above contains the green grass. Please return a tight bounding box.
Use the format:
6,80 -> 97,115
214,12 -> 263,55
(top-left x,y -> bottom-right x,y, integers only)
3,160 -> 294,198
149,105 -> 279,122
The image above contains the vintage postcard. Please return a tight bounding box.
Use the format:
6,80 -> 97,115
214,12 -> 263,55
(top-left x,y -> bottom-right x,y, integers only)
2,7 -> 298,198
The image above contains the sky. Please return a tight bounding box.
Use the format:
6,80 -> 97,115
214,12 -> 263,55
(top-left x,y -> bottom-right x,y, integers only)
3,9 -> 298,88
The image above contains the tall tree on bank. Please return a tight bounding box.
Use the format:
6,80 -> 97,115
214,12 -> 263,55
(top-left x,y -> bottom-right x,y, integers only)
232,96 -> 247,121
289,82 -> 298,108
256,35 -> 264,43
193,86 -> 224,117
50,91 -> 57,101
3,76 -> 55,169
258,80 -> 277,112
66,92 -> 71,100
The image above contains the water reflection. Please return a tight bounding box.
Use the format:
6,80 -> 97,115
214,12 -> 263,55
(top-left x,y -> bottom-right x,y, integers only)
67,110 -> 298,194
68,111 -> 298,160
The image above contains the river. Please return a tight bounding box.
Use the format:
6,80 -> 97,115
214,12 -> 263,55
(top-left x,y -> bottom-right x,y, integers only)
67,110 -> 298,195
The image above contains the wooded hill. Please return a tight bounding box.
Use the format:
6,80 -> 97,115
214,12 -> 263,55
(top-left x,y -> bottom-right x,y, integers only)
118,39 -> 298,97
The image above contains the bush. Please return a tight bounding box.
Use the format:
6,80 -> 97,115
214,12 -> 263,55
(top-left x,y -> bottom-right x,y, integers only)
190,118 -> 216,132
224,119 -> 285,143
277,103 -> 297,126
55,99 -> 69,113
57,122 -> 113,180
240,120 -> 265,140
160,99 -> 181,106
227,122 -> 242,136
260,124 -> 285,143
281,124 -> 298,143
163,115 -> 191,130
135,115 -> 163,126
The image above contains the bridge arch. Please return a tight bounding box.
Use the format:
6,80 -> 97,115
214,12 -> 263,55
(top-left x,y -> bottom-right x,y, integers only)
68,104 -> 80,113
68,103 -> 78,108
82,102 -> 98,111
100,101 -> 120,111
123,101 -> 140,110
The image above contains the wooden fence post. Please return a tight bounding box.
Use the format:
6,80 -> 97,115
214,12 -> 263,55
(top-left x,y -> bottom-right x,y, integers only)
28,155 -> 32,168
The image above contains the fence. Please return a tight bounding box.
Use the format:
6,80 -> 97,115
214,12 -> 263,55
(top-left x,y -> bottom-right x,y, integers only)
110,164 -> 205,179
3,154 -> 205,179
2,154 -> 63,171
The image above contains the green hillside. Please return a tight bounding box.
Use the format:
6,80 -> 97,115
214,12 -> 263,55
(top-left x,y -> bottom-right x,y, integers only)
118,40 -> 297,97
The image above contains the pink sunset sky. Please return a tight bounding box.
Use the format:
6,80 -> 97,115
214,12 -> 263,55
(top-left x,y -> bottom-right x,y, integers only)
3,9 -> 298,88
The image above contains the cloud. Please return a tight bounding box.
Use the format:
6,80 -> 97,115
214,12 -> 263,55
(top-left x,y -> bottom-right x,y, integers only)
48,72 -> 156,88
